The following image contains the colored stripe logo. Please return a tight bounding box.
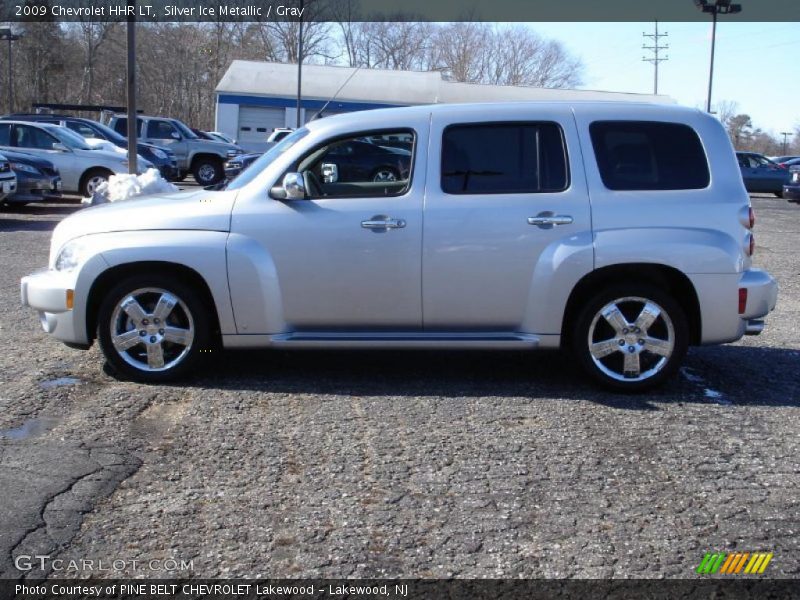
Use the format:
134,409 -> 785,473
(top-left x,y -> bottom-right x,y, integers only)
696,552 -> 773,574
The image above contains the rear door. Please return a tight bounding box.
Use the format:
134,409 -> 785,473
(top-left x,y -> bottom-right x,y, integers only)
422,107 -> 592,332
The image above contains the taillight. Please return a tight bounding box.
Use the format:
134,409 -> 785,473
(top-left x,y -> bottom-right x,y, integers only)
747,232 -> 755,256
738,288 -> 748,314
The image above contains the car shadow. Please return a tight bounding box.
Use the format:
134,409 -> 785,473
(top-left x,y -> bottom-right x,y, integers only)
0,218 -> 62,232
173,344 -> 799,410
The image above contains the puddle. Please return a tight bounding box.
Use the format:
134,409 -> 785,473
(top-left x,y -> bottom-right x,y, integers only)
0,417 -> 61,440
39,377 -> 82,389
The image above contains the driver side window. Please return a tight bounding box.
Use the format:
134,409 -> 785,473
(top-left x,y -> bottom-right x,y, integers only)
293,129 -> 415,199
15,125 -> 58,150
147,120 -> 179,140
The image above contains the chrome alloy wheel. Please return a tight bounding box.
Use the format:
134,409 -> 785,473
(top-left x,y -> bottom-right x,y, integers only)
587,296 -> 675,382
197,163 -> 217,183
85,174 -> 107,195
109,287 -> 195,372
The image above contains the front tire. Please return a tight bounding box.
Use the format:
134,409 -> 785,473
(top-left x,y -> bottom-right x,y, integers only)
572,284 -> 688,392
80,168 -> 113,197
192,157 -> 224,186
97,274 -> 211,382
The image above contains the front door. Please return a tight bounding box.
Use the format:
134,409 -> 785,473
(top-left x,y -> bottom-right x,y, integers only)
422,108 -> 592,332
143,120 -> 188,167
230,124 -> 427,332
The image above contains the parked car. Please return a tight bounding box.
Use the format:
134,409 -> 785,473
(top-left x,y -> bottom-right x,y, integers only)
314,139 -> 411,183
0,121 -> 152,196
224,152 -> 262,181
769,155 -> 800,165
783,170 -> 800,203
780,157 -> 800,171
0,153 -> 18,203
267,128 -> 293,143
20,102 -> 777,392
736,152 -> 791,197
207,131 -> 236,145
0,148 -> 61,205
109,115 -> 243,185
2,114 -> 178,181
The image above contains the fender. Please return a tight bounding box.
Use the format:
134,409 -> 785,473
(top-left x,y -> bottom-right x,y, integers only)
594,227 -> 745,274
81,230 -> 236,335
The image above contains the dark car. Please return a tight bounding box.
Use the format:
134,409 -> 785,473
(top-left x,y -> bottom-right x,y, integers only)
0,114 -> 178,181
736,152 -> 791,197
0,148 -> 61,205
783,169 -> 800,203
770,155 -> 800,166
314,139 -> 412,184
224,152 -> 262,181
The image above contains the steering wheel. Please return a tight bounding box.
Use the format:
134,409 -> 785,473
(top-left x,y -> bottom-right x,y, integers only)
303,171 -> 324,198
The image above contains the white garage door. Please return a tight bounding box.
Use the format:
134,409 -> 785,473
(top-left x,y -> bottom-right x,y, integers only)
238,106 -> 286,151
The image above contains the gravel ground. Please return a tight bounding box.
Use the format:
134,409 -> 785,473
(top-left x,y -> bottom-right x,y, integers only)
0,193 -> 798,580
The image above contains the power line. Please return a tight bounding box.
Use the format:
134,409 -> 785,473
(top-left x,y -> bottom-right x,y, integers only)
642,20 -> 669,95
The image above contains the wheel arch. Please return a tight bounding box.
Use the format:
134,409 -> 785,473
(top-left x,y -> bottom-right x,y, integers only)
561,263 -> 702,347
78,167 -> 114,195
190,152 -> 224,169
85,261 -> 222,344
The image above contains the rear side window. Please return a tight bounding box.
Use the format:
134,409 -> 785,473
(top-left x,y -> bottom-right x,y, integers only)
441,122 -> 569,194
113,118 -> 127,135
590,121 -> 709,190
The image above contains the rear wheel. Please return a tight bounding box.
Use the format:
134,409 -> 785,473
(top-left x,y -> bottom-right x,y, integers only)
372,167 -> 399,182
97,274 -> 211,382
774,191 -> 785,198
572,284 -> 688,392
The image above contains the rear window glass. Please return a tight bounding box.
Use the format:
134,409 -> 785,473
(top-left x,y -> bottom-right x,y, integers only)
590,121 -> 710,190
441,122 -> 569,194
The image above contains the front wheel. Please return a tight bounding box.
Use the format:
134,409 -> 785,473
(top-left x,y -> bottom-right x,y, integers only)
80,168 -> 113,197
572,284 -> 688,392
192,158 -> 224,186
97,274 -> 212,382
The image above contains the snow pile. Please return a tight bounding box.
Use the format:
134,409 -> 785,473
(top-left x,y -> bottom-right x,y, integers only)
84,137 -> 127,154
83,168 -> 178,205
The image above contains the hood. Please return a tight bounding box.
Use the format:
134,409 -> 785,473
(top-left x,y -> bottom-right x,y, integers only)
0,149 -> 55,170
51,188 -> 238,255
75,147 -> 129,163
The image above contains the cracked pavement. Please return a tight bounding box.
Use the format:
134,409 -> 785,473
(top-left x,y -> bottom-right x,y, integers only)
0,194 -> 798,580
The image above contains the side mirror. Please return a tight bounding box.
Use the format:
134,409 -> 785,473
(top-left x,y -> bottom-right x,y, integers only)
321,162 -> 339,183
171,132 -> 181,140
52,142 -> 69,152
281,172 -> 306,200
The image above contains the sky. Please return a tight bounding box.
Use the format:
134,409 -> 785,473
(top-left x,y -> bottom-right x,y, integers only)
535,22 -> 799,136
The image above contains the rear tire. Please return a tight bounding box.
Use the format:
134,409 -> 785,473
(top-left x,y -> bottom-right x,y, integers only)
97,274 -> 212,383
572,283 -> 688,392
774,191 -> 785,198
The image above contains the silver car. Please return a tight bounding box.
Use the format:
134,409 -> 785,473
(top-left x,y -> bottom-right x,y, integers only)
20,102 -> 778,391
0,121 -> 152,196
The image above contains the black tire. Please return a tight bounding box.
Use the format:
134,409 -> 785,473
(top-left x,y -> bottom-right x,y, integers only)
192,157 -> 224,186
97,274 -> 212,383
774,191 -> 784,198
80,168 -> 113,198
571,283 -> 688,393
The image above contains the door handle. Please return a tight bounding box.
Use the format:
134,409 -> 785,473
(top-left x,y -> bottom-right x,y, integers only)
361,216 -> 406,230
528,213 -> 574,228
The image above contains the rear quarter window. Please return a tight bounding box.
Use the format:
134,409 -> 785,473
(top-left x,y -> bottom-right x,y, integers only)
590,121 -> 710,191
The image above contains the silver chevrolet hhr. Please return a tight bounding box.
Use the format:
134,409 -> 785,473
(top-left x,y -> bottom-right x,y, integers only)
21,102 -> 778,391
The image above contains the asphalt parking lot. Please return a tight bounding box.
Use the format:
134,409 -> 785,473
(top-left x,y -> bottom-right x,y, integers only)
0,192 -> 798,580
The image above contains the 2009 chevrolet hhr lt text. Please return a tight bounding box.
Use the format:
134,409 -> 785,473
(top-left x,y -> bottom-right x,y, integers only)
20,102 -> 778,391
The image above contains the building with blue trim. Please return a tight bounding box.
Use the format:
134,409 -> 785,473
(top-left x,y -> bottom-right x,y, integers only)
216,60 -> 669,151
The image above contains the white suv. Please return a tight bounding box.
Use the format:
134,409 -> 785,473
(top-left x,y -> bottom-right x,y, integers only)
20,102 -> 778,391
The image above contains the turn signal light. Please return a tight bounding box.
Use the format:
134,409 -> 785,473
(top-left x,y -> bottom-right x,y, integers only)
738,288 -> 748,314
749,207 -> 755,229
66,289 -> 74,310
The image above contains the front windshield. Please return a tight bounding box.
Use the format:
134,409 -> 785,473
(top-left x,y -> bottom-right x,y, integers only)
46,126 -> 93,151
226,127 -> 310,191
171,119 -> 198,139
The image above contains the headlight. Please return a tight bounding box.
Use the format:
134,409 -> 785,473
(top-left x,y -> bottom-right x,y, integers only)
54,240 -> 88,272
10,162 -> 41,175
227,149 -> 242,157
151,148 -> 167,160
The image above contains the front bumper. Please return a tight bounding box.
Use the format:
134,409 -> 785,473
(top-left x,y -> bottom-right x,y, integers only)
1,175 -> 17,198
783,183 -> 800,202
158,161 -> 179,181
20,268 -> 86,345
6,174 -> 61,203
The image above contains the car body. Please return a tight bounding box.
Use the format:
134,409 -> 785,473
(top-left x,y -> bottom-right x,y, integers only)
736,151 -> 791,197
224,152 -> 262,181
0,153 -> 18,202
317,138 -> 412,183
0,148 -> 61,205
0,121 -> 151,196
2,114 -> 178,181
781,157 -> 800,171
109,115 -> 243,185
769,155 -> 800,165
20,102 -> 778,391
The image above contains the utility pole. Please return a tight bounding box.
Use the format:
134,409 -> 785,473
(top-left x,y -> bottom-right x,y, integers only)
781,132 -> 792,156
0,28 -> 22,113
126,0 -> 137,174
695,1 -> 742,113
295,0 -> 304,128
642,20 -> 668,95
